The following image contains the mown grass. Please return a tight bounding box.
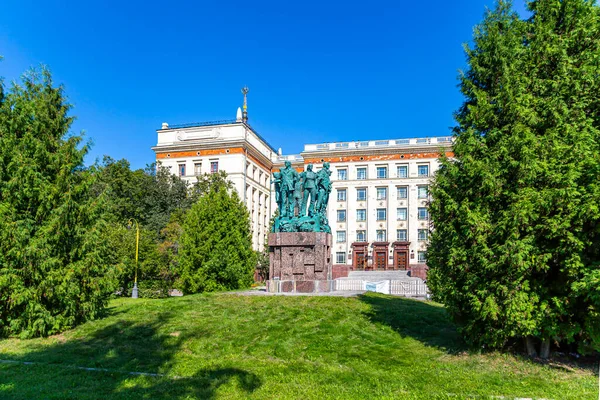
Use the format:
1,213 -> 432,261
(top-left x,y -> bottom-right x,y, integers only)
0,293 -> 596,399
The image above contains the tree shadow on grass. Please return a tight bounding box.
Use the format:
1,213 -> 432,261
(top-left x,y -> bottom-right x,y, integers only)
358,292 -> 468,354
0,309 -> 261,399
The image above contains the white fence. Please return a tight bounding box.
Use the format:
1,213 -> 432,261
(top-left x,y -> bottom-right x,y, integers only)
334,280 -> 429,298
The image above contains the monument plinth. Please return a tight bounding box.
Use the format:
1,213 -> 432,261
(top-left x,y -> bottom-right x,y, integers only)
267,232 -> 333,293
267,161 -> 333,293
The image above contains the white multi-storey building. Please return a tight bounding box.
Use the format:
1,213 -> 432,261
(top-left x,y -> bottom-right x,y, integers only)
152,101 -> 453,279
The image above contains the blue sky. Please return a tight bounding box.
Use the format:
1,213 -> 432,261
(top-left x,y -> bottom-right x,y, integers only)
1,0 -> 528,169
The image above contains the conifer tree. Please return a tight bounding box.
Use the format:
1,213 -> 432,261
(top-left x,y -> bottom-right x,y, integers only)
178,186 -> 256,293
428,0 -> 600,357
0,68 -> 115,338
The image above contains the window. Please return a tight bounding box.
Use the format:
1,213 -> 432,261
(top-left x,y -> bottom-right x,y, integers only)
357,188 -> 367,201
418,164 -> 429,177
377,166 -> 387,179
337,210 -> 347,222
376,187 -> 387,200
397,186 -> 408,199
357,167 -> 367,180
336,231 -> 346,243
356,209 -> 366,221
336,252 -> 347,264
397,229 -> 407,241
356,230 -> 367,242
337,189 -> 347,201
194,162 -> 202,176
397,208 -> 407,220
418,251 -> 427,263
376,230 -> 387,242
377,208 -> 387,221
337,168 -> 348,181
418,207 -> 429,220
418,185 -> 428,199
178,164 -> 186,177
210,161 -> 219,173
418,229 -> 428,241
397,165 -> 408,178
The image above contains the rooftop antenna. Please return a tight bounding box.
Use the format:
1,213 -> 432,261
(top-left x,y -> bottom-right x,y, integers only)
241,86 -> 249,123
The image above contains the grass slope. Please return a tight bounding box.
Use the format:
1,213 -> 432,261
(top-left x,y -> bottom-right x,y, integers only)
0,293 -> 596,399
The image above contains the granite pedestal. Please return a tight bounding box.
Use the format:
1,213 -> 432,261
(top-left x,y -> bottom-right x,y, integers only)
267,232 -> 333,293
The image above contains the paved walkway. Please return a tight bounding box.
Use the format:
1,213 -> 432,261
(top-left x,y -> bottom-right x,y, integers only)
234,287 -> 366,297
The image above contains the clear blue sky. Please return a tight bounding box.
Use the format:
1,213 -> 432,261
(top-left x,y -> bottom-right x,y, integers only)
1,0 -> 528,169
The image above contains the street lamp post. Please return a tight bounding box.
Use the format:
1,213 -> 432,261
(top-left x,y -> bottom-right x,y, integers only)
128,218 -> 140,299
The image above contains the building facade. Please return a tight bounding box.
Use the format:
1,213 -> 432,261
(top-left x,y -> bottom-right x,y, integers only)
152,105 -> 453,278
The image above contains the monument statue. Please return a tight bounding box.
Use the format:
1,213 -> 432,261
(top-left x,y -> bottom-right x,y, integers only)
268,162 -> 333,294
279,161 -> 299,218
271,162 -> 331,233
301,164 -> 318,216
315,162 -> 332,214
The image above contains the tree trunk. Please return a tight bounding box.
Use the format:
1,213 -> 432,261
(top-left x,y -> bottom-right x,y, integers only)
524,336 -> 537,357
540,338 -> 550,359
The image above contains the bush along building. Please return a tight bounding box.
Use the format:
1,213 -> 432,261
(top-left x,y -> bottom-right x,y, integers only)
152,90 -> 453,281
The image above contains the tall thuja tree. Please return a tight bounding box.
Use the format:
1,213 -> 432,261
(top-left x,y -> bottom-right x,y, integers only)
0,68 -> 115,338
427,0 -> 600,357
179,186 -> 256,293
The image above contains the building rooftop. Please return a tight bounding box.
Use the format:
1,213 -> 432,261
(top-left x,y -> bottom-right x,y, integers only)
303,136 -> 453,153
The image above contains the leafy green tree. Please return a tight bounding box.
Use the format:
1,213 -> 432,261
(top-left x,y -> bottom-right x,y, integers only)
0,68 -> 115,338
179,186 -> 256,293
427,0 -> 600,357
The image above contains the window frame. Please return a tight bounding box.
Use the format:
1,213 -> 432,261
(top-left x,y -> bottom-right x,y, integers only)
178,163 -> 186,177
336,230 -> 347,243
337,189 -> 347,202
417,164 -> 429,177
356,230 -> 367,242
396,229 -> 408,241
397,207 -> 407,221
356,167 -> 367,180
397,164 -> 408,178
376,208 -> 387,221
418,229 -> 428,241
418,185 -> 428,199
337,168 -> 348,181
376,166 -> 388,179
337,209 -> 347,222
397,186 -> 408,199
356,209 -> 367,222
376,229 -> 387,242
356,188 -> 367,201
376,187 -> 387,200
210,161 -> 219,174
418,207 -> 429,220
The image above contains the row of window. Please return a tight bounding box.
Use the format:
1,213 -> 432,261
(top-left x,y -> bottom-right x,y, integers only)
337,164 -> 429,181
336,229 -> 428,243
337,186 -> 428,201
336,208 -> 429,222
335,251 -> 427,264
179,161 -> 219,177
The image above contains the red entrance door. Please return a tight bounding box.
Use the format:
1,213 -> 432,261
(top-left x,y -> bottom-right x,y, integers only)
354,251 -> 366,270
375,251 -> 386,270
396,251 -> 407,270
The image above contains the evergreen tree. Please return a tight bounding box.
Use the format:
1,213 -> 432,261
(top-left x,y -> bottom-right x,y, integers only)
428,0 -> 600,357
0,68 -> 115,338
178,186 -> 256,293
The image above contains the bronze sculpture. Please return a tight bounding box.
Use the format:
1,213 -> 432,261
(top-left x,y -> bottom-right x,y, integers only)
271,162 -> 331,233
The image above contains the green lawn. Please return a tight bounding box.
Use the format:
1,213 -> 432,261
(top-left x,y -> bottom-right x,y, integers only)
0,293 -> 596,399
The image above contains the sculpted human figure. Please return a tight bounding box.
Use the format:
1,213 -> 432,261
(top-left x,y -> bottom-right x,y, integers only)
302,164 -> 318,216
315,162 -> 332,214
293,172 -> 304,217
279,161 -> 299,218
272,171 -> 283,215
